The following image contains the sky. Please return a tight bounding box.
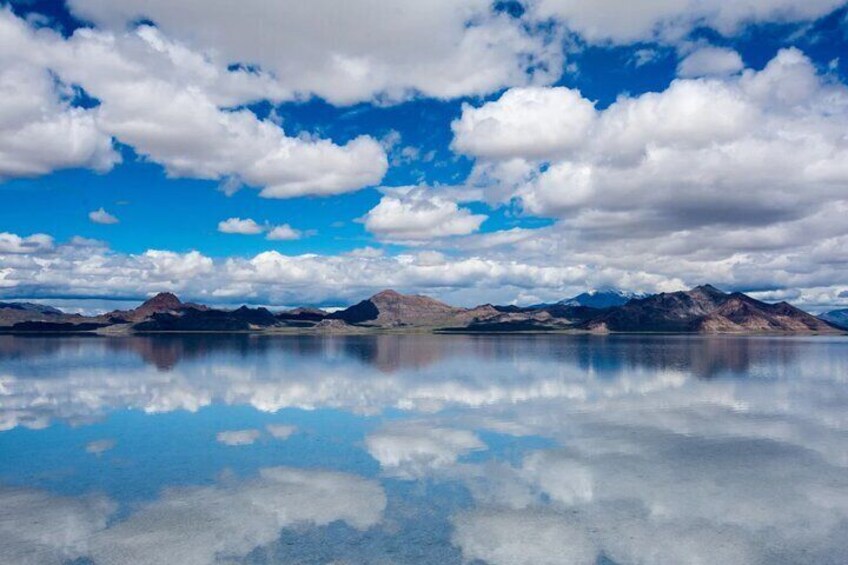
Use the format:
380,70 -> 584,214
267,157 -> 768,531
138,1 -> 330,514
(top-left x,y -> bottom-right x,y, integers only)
1,0 -> 848,311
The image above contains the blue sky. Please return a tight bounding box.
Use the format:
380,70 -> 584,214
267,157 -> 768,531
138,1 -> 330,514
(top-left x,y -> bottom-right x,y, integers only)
1,1 -> 848,310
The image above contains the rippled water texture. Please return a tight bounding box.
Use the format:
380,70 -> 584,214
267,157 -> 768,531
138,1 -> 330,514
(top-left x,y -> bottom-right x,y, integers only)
0,334 -> 846,564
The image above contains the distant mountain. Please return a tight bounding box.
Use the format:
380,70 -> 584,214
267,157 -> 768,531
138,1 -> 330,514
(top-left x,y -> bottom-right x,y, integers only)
0,301 -> 68,328
1,286 -> 842,334
819,309 -> 848,330
328,289 -> 498,328
558,289 -> 646,309
584,285 -> 840,333
0,302 -> 63,315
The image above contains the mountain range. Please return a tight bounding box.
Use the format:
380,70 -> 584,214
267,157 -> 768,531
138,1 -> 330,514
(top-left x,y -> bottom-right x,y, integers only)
0,285 -> 843,335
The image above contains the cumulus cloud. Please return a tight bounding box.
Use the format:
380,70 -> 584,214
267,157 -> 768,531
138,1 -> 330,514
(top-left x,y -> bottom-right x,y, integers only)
0,13 -> 118,180
4,225 -> 848,310
363,187 -> 487,242
66,0 -> 563,105
0,10 -> 387,197
218,219 -> 303,240
3,3 -> 847,308
475,48 -> 848,225
526,0 -> 845,43
452,87 -> 597,160
141,250 -> 214,282
678,45 -> 745,77
218,218 -> 264,235
446,48 -> 848,305
0,233 -> 598,306
88,207 -> 119,225
265,224 -> 302,241
0,232 -> 52,254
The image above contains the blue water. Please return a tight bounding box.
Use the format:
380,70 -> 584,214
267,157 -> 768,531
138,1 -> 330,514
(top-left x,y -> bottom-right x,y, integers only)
0,334 -> 846,564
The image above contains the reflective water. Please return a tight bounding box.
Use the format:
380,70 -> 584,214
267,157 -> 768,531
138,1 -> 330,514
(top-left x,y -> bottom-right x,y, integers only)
0,334 -> 847,564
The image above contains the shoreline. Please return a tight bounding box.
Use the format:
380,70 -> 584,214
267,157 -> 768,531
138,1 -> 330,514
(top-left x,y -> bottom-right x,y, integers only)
0,327 -> 844,337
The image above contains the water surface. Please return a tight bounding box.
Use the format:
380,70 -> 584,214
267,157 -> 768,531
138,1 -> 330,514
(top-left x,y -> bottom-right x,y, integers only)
0,334 -> 846,564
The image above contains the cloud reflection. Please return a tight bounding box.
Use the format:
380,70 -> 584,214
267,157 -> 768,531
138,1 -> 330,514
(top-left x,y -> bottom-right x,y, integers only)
0,467 -> 385,565
1,335 -> 847,563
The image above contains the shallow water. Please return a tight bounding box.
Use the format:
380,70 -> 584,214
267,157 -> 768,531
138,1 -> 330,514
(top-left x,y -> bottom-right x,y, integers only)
0,334 -> 846,564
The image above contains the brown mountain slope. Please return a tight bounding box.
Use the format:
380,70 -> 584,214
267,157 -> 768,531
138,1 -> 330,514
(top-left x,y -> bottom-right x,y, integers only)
585,286 -> 840,334
329,290 -> 500,328
696,295 -> 837,333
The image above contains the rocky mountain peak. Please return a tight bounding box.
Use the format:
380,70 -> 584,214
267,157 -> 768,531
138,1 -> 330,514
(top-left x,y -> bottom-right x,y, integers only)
140,292 -> 182,311
690,284 -> 726,296
371,289 -> 404,301
328,289 -> 460,327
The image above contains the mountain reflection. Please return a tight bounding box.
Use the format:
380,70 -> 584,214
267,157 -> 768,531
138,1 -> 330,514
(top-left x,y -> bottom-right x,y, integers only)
0,333 -> 804,376
0,335 -> 846,564
109,333 -> 801,377
0,335 -> 842,431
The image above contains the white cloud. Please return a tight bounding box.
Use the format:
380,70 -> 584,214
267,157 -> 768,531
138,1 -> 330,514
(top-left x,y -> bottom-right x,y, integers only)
218,217 -> 264,235
447,49 -> 848,303
142,250 -> 214,281
0,10 -> 387,197
363,187 -> 487,242
526,0 -> 845,43
216,429 -> 261,446
219,219 -> 303,240
0,232 -> 53,254
452,87 -> 597,160
0,13 -> 119,180
521,50 -> 847,223
266,224 -> 302,241
66,0 -> 563,105
678,46 -> 745,77
88,207 -> 119,225
5,224 -> 848,311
